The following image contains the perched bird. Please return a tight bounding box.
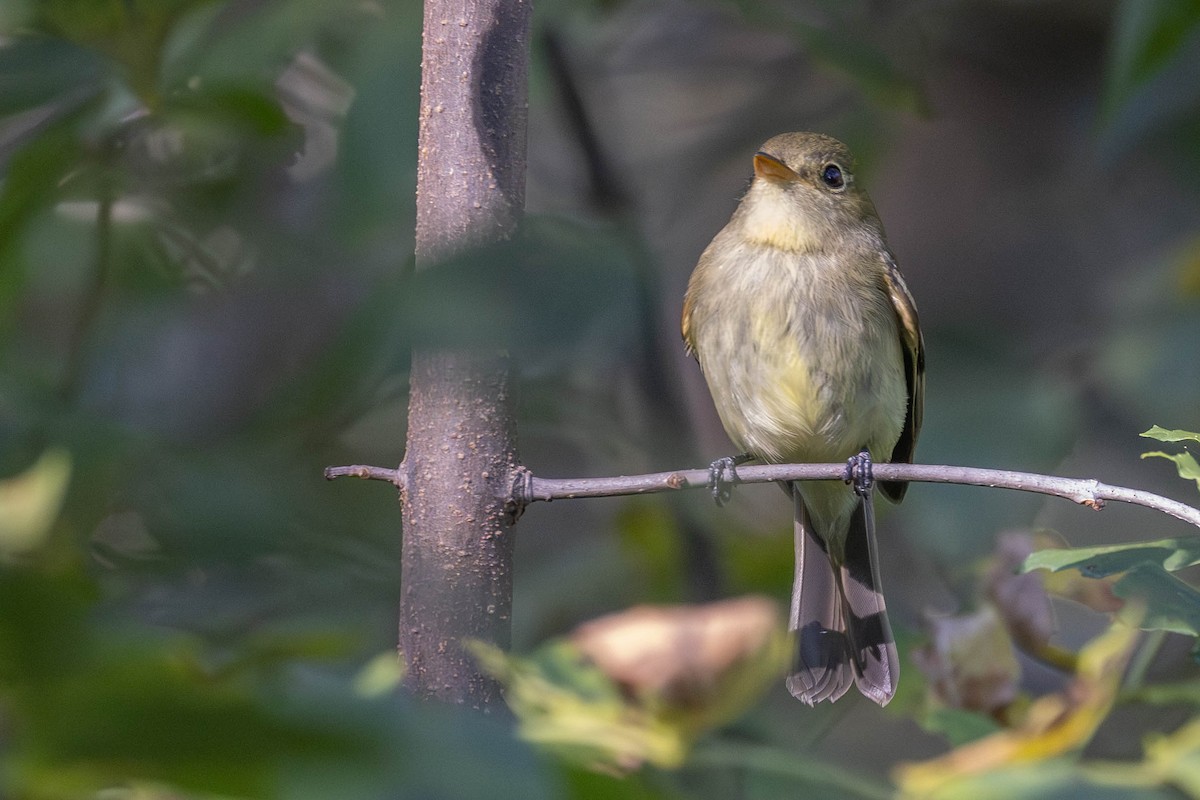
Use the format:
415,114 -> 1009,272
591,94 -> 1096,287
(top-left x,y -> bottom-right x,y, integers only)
681,132 -> 924,705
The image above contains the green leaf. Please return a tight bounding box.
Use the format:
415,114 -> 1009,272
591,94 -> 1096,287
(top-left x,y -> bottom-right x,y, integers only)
0,114 -> 87,328
1141,425 -> 1200,444
1127,677 -> 1200,705
1104,0 -> 1200,119
1139,715 -> 1200,798
1022,537 -> 1200,578
32,0 -> 218,103
1141,449 -> 1200,491
164,84 -> 292,137
921,707 -> 1004,748
1114,562 -> 1200,637
0,35 -> 108,116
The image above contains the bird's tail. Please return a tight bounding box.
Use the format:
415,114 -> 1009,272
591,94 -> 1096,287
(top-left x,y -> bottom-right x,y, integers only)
786,485 -> 899,706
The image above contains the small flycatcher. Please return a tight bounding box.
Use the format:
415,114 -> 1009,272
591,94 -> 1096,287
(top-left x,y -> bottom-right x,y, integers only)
682,132 -> 925,705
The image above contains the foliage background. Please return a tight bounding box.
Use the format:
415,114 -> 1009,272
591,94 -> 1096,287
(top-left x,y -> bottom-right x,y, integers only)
2,0 -> 1200,797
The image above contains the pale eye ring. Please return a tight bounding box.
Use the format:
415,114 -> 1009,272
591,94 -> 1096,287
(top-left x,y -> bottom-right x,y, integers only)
821,163 -> 845,190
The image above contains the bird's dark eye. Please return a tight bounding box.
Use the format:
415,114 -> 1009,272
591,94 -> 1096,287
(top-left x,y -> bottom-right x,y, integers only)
821,163 -> 845,189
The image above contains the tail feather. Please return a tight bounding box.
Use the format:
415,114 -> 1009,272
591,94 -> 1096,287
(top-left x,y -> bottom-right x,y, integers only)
786,487 -> 854,705
840,493 -> 900,706
787,484 -> 899,706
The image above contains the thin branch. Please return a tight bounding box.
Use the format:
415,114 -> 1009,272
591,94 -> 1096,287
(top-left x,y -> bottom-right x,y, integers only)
323,460 -> 1200,530
324,464 -> 403,486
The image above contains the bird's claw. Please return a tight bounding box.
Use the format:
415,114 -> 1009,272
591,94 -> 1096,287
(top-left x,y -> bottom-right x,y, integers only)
708,454 -> 751,506
844,449 -> 875,497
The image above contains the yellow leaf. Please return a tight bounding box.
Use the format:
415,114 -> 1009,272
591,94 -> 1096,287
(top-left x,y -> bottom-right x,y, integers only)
0,448 -> 71,556
894,619 -> 1140,797
353,651 -> 406,697
1143,715 -> 1200,795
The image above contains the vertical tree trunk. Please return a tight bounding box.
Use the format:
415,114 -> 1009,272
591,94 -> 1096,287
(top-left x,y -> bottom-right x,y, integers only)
399,0 -> 530,707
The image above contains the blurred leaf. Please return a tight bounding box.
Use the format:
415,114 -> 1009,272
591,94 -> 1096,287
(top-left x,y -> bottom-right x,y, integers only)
0,0 -> 33,31
206,629 -> 359,679
1128,714 -> 1200,800
0,562 -> 96,684
985,532 -> 1057,654
0,114 -> 87,324
0,556 -> 552,800
1104,0 -> 1200,116
1141,449 -> 1200,492
1141,425 -> 1200,444
470,638 -> 684,771
333,2 -> 421,243
1023,536 -> 1200,578
1113,562 -> 1200,638
352,651 -> 405,698
895,620 -> 1140,796
920,707 -> 1004,748
14,643 -> 354,797
113,92 -> 298,193
0,448 -> 71,556
471,597 -> 789,772
559,763 -> 676,800
1142,715 -> 1200,798
897,759 -> 1172,800
0,35 -> 109,116
8,640 -> 555,799
164,84 -> 293,138
1127,677 -> 1200,705
913,605 -> 1021,716
32,0 -> 219,103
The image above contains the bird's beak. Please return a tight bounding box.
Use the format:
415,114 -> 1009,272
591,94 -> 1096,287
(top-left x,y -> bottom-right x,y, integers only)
753,151 -> 800,183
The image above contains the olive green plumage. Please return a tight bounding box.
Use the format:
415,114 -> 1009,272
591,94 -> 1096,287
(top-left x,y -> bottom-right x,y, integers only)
683,132 -> 924,705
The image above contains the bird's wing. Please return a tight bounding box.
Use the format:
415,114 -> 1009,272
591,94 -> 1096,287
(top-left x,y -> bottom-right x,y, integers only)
879,252 -> 924,503
681,288 -> 697,359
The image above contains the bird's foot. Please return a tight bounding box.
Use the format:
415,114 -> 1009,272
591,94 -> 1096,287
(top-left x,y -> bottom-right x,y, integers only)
708,453 -> 753,506
844,449 -> 875,498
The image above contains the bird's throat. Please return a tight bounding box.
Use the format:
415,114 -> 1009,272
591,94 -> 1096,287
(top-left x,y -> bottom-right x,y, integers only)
739,194 -> 824,253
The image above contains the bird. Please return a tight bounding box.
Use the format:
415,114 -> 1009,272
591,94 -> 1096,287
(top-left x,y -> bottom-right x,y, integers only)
681,131 -> 924,705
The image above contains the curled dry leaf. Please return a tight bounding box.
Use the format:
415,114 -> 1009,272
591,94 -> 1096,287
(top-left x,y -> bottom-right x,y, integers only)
985,530 -> 1057,654
571,595 -> 784,708
914,605 -> 1021,714
469,596 -> 789,772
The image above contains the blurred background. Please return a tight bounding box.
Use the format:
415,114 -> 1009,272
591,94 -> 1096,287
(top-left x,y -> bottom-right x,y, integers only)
3,0 -> 1200,797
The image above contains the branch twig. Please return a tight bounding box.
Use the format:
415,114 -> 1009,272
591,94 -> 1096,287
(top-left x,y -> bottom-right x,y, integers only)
324,461 -> 1200,530
324,464 -> 403,486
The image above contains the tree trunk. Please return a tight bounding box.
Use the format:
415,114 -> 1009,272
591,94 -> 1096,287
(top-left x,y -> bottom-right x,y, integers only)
399,0 -> 530,707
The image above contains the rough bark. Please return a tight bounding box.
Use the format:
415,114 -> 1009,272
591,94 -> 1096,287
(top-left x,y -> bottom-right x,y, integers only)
399,0 -> 530,707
